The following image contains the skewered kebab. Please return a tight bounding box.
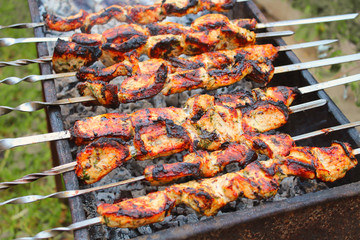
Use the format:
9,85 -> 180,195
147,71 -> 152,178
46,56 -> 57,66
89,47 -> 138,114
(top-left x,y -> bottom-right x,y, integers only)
2,48 -> 359,116
50,13 -> 265,71
0,6 -> 355,33
43,0 -> 240,33
1,39 -> 328,87
2,13 -> 356,68
16,142 -> 359,239
1,85 -> 300,186
0,99 -> 325,191
2,120 -> 359,205
0,87 -> 328,190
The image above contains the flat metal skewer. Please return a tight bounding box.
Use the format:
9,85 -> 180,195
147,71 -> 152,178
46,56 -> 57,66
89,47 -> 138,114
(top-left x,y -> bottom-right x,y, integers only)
1,120 -> 359,205
0,28 -> 292,48
1,50 -> 358,116
0,99 -> 327,189
0,56 -> 53,67
0,29 -> 292,47
256,13 -> 358,29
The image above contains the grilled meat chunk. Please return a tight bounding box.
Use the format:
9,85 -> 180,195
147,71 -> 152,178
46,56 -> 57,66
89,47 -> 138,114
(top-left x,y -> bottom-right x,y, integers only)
75,138 -> 132,184
71,113 -> 133,145
52,39 -> 102,73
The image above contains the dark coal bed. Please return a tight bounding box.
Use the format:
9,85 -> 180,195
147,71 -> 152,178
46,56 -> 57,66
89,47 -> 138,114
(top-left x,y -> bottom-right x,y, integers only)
35,0 -> 354,239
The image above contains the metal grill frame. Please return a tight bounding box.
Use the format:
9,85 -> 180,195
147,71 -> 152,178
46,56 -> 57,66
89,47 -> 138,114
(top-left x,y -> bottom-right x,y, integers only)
27,0 -> 360,239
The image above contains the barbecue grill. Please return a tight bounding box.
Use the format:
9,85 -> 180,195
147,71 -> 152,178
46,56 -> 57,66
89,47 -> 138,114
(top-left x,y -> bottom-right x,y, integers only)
5,0 -> 360,239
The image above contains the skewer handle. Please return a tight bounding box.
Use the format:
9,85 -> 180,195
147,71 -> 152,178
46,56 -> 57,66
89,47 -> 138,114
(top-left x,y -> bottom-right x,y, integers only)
0,130 -> 71,151
256,13 -> 359,29
0,96 -> 95,116
0,22 -> 44,30
15,217 -> 101,240
0,72 -> 75,85
0,162 -> 76,190
0,176 -> 145,204
0,56 -> 52,67
0,37 -> 68,47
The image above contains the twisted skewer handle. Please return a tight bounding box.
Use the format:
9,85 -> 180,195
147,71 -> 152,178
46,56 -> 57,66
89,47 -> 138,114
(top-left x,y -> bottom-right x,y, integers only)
0,162 -> 76,190
15,217 -> 101,240
0,22 -> 45,30
0,176 -> 145,204
0,72 -> 75,85
0,37 -> 68,47
0,96 -> 95,116
0,56 -> 52,67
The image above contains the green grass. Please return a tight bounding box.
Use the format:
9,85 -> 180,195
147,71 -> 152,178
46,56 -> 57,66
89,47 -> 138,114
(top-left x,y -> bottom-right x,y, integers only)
0,1 -> 72,239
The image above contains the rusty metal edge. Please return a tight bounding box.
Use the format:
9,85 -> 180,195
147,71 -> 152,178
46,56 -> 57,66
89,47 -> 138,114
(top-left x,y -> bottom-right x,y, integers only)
27,0 -> 89,239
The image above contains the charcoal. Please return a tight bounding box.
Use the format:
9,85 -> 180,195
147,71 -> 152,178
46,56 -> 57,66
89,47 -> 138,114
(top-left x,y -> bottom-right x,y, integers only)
176,215 -> 187,226
186,213 -> 199,224
137,226 -> 153,235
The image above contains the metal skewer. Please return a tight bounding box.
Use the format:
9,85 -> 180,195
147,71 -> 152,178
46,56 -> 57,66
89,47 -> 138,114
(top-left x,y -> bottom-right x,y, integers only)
0,51 -> 358,116
0,29 -> 292,47
0,99 -> 327,189
1,120 -> 359,206
15,217 -> 102,240
256,13 -> 358,29
0,56 -> 53,67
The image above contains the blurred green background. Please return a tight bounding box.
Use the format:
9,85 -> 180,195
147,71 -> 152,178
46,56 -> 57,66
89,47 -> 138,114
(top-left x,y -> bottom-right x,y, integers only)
0,0 -> 359,239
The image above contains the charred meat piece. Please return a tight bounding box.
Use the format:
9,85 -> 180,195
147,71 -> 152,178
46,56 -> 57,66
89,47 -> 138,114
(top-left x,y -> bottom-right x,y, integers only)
52,39 -> 102,73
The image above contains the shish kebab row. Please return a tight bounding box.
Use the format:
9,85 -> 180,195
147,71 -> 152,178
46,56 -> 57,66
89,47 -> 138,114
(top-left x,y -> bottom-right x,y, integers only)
2,43 -> 360,115
2,73 -> 360,189
0,0 -> 356,35
2,13 -> 291,81
2,120 -> 360,206
15,139 -> 359,239
1,0 -> 244,32
2,12 -> 357,75
1,13 -> 357,69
